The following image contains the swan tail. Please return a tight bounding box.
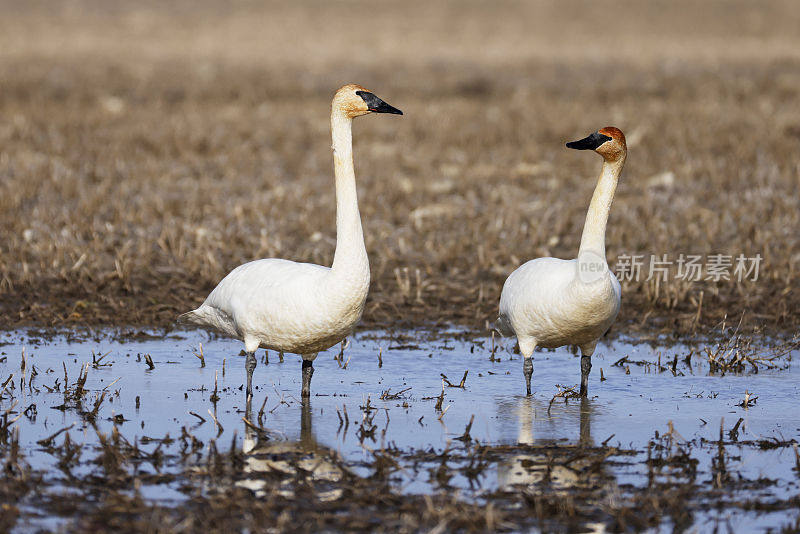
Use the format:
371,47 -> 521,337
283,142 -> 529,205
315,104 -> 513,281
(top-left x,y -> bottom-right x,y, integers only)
177,305 -> 239,338
494,314 -> 515,337
177,310 -> 202,325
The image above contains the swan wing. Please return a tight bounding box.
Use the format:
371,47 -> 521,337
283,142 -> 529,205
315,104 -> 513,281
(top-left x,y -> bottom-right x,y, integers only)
181,259 -> 327,334
498,257 -> 576,336
205,258 -> 328,314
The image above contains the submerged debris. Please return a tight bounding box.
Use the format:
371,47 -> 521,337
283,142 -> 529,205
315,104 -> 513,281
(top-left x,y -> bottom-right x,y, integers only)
1,329 -> 799,531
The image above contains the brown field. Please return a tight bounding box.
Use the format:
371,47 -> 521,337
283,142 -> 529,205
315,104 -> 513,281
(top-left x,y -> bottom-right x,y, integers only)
0,0 -> 799,335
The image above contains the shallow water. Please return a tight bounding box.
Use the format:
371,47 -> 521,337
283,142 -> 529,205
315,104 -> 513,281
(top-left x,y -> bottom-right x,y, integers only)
1,328 -> 798,532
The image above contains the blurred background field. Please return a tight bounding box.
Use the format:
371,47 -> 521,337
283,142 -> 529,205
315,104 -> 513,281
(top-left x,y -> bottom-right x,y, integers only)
0,0 -> 798,334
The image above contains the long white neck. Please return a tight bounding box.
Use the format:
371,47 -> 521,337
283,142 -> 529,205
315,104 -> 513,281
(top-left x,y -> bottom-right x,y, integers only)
329,111 -> 368,277
578,156 -> 625,259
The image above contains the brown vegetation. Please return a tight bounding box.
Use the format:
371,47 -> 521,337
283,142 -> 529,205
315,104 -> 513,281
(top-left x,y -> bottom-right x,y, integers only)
3,413 -> 798,532
0,0 -> 798,334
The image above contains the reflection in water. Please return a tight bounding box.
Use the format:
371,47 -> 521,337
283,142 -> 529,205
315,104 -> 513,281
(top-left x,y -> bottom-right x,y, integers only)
237,399 -> 345,500
496,398 -> 610,533
497,397 -> 603,490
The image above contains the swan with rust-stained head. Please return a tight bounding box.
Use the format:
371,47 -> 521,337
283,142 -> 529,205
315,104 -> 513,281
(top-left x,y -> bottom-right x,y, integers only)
496,127 -> 627,397
179,84 -> 402,400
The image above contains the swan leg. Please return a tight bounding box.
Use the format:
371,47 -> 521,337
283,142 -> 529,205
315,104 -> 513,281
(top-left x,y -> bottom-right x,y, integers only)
243,335 -> 260,402
301,355 -> 316,397
579,340 -> 597,397
245,351 -> 257,401
579,356 -> 591,396
518,337 -> 537,396
523,358 -> 533,396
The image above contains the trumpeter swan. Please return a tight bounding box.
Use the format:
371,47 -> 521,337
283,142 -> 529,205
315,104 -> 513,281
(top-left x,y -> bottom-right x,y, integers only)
179,84 -> 402,400
496,127 -> 627,396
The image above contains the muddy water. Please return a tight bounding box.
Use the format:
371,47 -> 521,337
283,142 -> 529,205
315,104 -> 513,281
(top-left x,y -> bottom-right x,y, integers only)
1,328 -> 798,531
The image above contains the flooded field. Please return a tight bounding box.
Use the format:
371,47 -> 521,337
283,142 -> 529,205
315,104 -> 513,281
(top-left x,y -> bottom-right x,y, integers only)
2,328 -> 798,532
2,1 -> 800,532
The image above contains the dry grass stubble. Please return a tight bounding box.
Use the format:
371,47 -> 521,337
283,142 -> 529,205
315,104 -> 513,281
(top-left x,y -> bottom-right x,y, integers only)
0,0 -> 798,335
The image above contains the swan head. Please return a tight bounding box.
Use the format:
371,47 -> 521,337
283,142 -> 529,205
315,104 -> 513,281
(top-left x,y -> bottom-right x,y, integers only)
332,84 -> 403,119
566,127 -> 626,162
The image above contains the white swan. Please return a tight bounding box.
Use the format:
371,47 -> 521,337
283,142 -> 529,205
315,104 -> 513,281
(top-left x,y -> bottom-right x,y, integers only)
179,84 -> 402,400
496,127 -> 627,396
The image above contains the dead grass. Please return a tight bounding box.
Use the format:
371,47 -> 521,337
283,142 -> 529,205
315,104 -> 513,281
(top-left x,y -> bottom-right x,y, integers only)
0,0 -> 799,335
4,417 -> 798,532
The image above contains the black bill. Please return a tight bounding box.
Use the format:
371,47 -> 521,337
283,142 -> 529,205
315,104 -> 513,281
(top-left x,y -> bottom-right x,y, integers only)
566,131 -> 612,150
356,91 -> 403,115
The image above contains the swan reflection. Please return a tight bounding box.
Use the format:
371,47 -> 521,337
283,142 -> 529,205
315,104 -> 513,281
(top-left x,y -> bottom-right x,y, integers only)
497,397 -> 600,490
237,399 -> 345,501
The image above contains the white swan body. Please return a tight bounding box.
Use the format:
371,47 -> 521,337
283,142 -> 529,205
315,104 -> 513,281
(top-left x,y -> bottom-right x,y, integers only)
497,127 -> 627,396
179,84 -> 402,399
185,257 -> 367,356
498,257 -> 620,351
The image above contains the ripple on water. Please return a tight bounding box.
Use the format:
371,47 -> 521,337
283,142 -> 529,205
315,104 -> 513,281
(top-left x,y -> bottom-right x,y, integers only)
1,328 -> 798,531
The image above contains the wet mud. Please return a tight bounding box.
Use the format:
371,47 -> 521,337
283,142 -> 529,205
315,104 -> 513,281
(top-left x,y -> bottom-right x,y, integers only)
2,328 -> 799,532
